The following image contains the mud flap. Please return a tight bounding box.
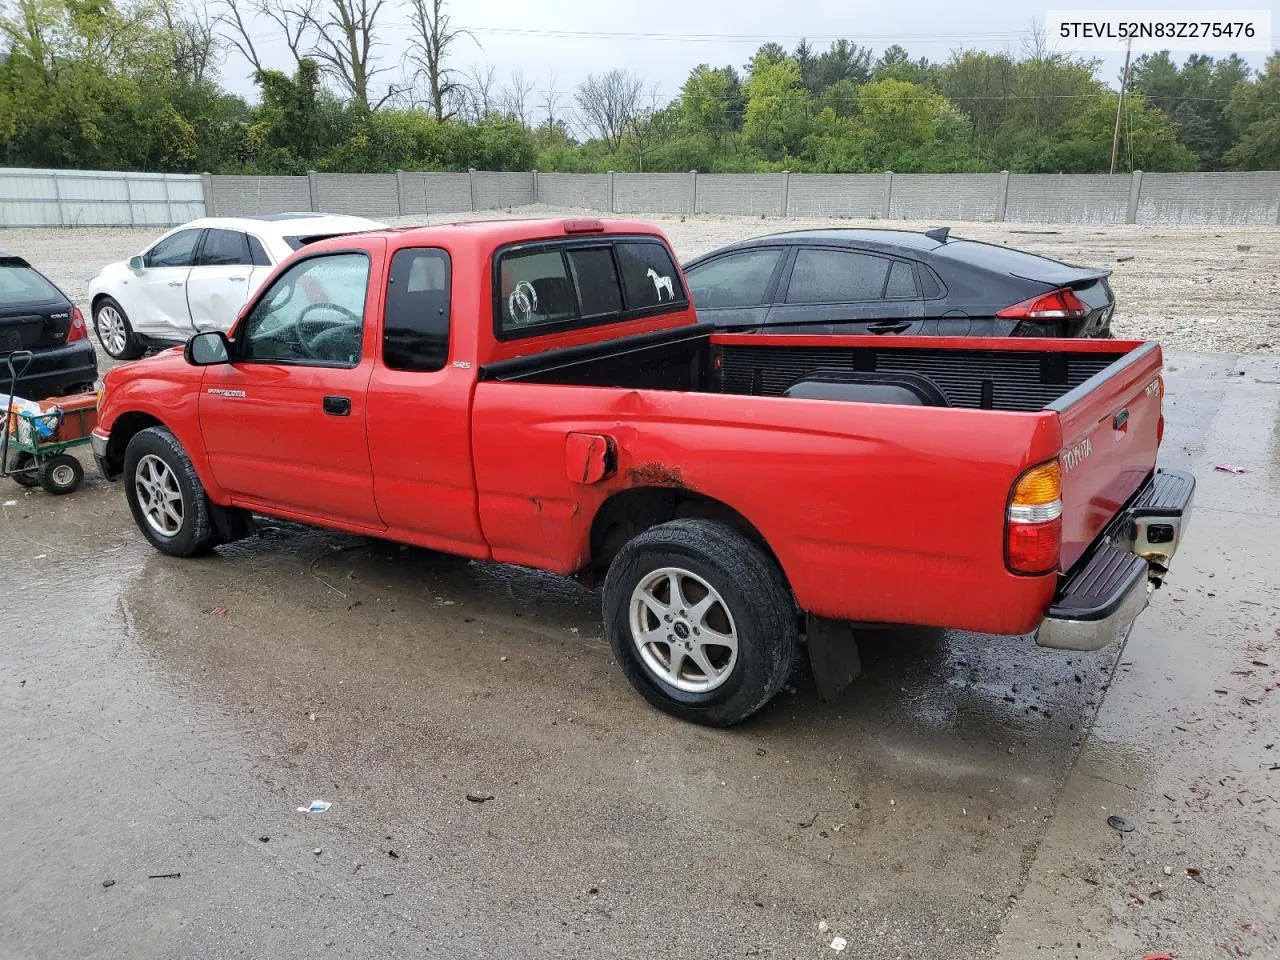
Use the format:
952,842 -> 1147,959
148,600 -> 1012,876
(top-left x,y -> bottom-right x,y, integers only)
806,614 -> 862,702
211,503 -> 254,544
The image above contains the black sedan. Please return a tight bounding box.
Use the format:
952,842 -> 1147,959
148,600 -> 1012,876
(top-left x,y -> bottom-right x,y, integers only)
1,252 -> 98,400
681,227 -> 1115,338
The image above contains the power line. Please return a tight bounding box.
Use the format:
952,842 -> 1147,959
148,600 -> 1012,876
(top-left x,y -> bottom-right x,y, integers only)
463,26 -> 1035,44
548,91 -> 1256,105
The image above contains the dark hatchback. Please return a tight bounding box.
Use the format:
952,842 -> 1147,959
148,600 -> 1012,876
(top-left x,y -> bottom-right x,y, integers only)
1,253 -> 98,400
682,228 -> 1115,338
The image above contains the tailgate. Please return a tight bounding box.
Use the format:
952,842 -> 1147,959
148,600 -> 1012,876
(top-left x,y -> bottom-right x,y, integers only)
1050,342 -> 1164,571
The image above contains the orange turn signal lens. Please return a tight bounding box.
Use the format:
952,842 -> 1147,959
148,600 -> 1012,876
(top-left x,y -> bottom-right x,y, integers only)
1011,461 -> 1062,508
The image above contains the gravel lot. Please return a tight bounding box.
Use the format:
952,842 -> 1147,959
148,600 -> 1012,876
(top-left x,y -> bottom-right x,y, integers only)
3,204 -> 1278,370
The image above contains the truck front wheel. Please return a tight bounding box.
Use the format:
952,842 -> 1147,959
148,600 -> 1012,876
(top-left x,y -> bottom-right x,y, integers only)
123,426 -> 220,557
603,519 -> 798,727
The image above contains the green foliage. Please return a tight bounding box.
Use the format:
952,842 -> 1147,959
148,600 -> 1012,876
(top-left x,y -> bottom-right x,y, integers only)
873,45 -> 938,88
1016,92 -> 1198,172
1132,52 -> 1250,167
743,54 -> 810,160
1225,53 -> 1280,170
681,64 -> 744,143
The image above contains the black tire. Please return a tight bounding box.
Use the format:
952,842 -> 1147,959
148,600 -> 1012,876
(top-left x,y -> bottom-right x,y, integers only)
8,452 -> 39,488
123,426 -> 220,557
93,296 -> 144,360
37,453 -> 83,495
603,518 -> 798,727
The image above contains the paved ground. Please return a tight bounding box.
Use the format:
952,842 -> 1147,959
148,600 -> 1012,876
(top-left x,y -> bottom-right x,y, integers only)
4,207 -> 1280,358
2,351 -> 1278,959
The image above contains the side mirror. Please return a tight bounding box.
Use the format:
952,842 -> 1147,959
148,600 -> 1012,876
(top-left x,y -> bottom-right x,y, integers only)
127,255 -> 145,272
185,331 -> 231,366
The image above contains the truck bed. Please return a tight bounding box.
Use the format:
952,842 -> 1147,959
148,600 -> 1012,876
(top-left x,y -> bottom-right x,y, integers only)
480,322 -> 1137,414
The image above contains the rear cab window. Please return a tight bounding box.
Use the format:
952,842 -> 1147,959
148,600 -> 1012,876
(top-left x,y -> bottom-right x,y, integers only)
494,236 -> 685,340
0,259 -> 64,305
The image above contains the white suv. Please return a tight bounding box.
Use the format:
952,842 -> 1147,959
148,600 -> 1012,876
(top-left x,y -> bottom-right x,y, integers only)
88,212 -> 386,359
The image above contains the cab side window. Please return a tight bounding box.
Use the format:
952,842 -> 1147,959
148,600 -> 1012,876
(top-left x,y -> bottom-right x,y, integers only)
239,253 -> 369,367
383,248 -> 451,372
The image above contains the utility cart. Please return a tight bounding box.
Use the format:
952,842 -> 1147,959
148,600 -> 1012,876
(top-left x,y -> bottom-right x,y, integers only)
2,351 -> 97,495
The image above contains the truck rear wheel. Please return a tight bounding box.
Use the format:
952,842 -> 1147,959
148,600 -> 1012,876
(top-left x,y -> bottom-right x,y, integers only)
123,426 -> 220,557
603,519 -> 797,727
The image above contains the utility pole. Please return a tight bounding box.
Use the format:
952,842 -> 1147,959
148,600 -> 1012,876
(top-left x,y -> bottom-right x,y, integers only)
1110,39 -> 1132,175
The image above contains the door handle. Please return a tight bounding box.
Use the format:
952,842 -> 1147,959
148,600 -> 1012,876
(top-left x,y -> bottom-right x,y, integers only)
323,395 -> 351,416
229,276 -> 247,282
168,280 -> 185,287
867,321 -> 911,334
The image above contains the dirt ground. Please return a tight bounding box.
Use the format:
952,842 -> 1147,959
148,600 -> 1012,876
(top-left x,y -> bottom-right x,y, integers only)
2,211 -> 1279,959
4,204 -> 1279,359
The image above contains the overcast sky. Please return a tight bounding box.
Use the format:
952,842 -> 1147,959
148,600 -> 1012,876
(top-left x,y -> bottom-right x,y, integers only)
221,0 -> 1280,123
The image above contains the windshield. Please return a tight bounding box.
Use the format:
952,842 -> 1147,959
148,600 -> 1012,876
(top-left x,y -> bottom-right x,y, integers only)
0,261 -> 62,305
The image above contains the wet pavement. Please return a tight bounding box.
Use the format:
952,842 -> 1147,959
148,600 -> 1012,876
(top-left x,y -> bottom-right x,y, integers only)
2,351 -> 1278,959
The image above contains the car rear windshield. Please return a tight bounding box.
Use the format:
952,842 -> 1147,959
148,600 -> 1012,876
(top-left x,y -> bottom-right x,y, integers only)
0,261 -> 63,305
930,240 -> 1077,279
284,233 -> 344,251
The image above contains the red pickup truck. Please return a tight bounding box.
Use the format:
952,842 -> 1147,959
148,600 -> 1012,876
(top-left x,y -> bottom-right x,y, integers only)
91,217 -> 1193,726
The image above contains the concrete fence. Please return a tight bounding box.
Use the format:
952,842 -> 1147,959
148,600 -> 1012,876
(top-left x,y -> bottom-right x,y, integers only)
2,167 -> 1278,228
197,168 -> 1280,228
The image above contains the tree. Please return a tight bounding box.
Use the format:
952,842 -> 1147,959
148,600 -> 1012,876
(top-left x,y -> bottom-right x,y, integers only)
812,39 -> 872,92
0,0 -> 246,170
575,68 -> 642,150
853,79 -> 944,163
680,64 -> 743,145
793,38 -> 817,92
747,42 -> 787,73
938,51 -> 1016,151
1017,91 -> 1196,172
302,0 -> 393,110
625,87 -> 674,171
460,62 -> 496,121
403,0 -> 472,121
1132,52 -> 1252,167
499,68 -> 534,126
214,0 -> 315,75
246,58 -> 355,171
540,71 -> 564,132
999,49 -> 1105,169
1225,53 -> 1280,170
743,53 -> 810,160
159,0 -> 219,85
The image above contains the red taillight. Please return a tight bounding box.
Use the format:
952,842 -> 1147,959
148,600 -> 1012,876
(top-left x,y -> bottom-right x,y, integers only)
1006,460 -> 1063,575
1007,520 -> 1062,574
67,306 -> 88,342
996,288 -> 1089,322
564,218 -> 605,234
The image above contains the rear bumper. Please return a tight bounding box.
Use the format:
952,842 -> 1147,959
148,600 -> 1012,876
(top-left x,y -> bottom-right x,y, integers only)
1,341 -> 99,400
1036,468 -> 1195,652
